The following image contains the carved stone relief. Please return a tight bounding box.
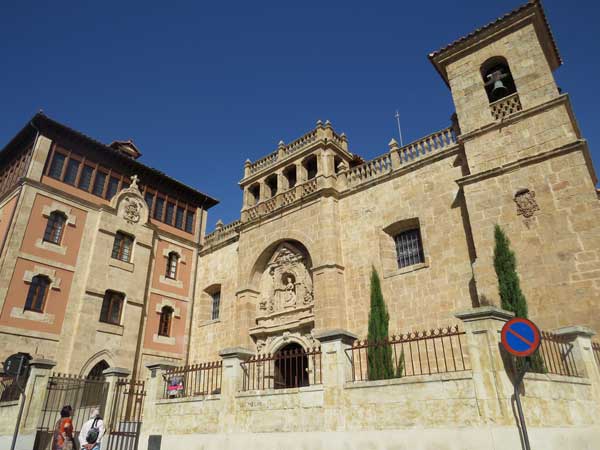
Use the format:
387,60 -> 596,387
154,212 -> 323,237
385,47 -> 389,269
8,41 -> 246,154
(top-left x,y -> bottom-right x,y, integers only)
514,188 -> 539,227
257,243 -> 314,316
112,174 -> 149,225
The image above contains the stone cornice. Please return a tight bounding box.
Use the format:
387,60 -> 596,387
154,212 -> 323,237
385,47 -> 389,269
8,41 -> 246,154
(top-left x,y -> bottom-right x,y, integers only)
456,139 -> 587,187
458,94 -> 580,143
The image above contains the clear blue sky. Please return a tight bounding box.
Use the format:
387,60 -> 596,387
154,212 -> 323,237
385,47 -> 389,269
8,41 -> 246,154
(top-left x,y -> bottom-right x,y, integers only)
1,1 -> 598,230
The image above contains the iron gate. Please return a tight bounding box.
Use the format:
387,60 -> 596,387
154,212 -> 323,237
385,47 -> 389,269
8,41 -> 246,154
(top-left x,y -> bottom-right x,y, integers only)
34,373 -> 109,450
106,379 -> 146,450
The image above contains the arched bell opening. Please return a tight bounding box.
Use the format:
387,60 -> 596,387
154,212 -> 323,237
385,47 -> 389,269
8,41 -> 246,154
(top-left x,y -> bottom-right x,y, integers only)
273,342 -> 309,389
481,56 -> 517,103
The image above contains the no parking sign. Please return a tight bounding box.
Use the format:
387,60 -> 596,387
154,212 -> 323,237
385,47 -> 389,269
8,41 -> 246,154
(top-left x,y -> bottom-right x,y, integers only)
501,317 -> 541,357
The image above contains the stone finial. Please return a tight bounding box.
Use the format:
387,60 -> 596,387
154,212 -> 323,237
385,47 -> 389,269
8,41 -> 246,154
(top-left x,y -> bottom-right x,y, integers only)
215,219 -> 224,230
388,138 -> 400,151
244,159 -> 251,166
278,140 -> 285,147
316,119 -> 323,127
337,161 -> 348,172
340,132 -> 346,139
324,119 -> 332,127
130,174 -> 140,189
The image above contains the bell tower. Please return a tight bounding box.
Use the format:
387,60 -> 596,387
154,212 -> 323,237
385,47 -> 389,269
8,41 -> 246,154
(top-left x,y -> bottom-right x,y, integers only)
428,0 -> 600,328
429,0 -> 576,174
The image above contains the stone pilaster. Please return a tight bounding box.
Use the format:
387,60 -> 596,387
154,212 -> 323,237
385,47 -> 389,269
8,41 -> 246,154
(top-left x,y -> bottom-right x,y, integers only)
455,306 -> 514,425
218,347 -> 253,433
20,358 -> 56,434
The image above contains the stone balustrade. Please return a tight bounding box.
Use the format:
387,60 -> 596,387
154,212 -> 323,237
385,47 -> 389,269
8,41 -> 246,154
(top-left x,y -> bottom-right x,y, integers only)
246,121 -> 348,177
203,220 -> 242,248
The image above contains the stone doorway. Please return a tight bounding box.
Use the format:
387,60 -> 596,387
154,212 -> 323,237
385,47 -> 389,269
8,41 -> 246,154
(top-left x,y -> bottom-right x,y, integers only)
274,342 -> 309,389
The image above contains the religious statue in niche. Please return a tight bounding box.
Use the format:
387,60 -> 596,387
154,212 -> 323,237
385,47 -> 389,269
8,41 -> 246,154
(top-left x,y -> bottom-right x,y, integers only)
514,188 -> 539,227
258,243 -> 314,315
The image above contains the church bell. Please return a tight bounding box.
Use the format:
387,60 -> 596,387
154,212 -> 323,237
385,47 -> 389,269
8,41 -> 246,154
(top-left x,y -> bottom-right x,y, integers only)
491,79 -> 508,101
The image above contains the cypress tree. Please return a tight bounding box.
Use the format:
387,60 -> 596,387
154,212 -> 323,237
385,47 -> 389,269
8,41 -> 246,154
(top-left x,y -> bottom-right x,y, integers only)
367,267 -> 395,380
493,225 -> 545,372
493,225 -> 528,318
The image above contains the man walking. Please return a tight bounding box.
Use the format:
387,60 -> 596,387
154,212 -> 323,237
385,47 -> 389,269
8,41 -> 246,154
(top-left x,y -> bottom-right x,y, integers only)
78,409 -> 105,450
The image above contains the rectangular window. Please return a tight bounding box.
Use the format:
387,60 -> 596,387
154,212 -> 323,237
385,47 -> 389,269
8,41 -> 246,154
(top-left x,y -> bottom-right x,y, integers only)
100,291 -> 124,325
48,153 -> 66,179
154,197 -> 165,220
92,171 -> 107,197
78,165 -> 94,191
165,202 -> 175,225
211,291 -> 221,320
63,159 -> 80,185
106,176 -> 120,200
394,228 -> 425,269
144,192 -> 155,210
185,211 -> 194,233
111,232 -> 133,262
175,207 -> 185,229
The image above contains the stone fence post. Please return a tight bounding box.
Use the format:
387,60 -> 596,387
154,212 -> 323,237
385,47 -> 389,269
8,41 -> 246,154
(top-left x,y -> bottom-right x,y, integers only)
101,367 -> 130,431
20,358 -> 56,436
142,363 -> 177,425
553,326 -> 600,399
455,306 -> 514,424
218,347 -> 253,433
314,329 -> 357,430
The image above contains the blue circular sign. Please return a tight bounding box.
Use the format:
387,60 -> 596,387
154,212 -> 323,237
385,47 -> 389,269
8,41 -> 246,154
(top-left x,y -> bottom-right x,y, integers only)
501,318 -> 541,357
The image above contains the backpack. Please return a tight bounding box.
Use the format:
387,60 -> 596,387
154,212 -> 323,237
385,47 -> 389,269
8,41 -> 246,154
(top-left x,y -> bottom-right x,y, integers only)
86,418 -> 100,444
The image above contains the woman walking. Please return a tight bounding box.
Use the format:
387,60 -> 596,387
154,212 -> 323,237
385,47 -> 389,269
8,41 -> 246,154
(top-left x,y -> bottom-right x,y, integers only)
52,405 -> 75,450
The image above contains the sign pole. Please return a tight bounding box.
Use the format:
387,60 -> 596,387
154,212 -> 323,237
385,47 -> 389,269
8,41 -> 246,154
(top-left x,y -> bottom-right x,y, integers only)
513,359 -> 531,450
9,357 -> 26,450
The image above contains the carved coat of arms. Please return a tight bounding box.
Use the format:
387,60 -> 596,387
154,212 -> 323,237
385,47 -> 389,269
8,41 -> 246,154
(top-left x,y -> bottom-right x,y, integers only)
514,189 -> 539,219
123,197 -> 142,224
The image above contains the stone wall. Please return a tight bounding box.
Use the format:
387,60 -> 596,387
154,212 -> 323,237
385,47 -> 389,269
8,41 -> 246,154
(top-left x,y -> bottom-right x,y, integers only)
139,308 -> 600,450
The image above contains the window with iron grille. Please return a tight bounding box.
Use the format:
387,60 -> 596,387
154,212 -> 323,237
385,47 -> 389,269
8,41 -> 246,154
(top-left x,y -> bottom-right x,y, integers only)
394,228 -> 424,268
111,232 -> 133,262
166,252 -> 179,279
25,275 -> 50,312
43,211 -> 67,245
158,306 -> 173,336
100,291 -> 124,325
211,291 -> 221,320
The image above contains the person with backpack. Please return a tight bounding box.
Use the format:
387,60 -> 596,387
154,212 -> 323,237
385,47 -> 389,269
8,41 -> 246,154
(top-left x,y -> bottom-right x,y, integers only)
78,409 -> 105,450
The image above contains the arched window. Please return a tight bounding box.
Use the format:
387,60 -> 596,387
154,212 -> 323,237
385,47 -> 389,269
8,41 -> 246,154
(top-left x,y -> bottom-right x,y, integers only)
481,57 -> 517,103
112,232 -> 133,262
158,306 -> 174,337
166,252 -> 179,279
43,211 -> 67,245
25,275 -> 50,312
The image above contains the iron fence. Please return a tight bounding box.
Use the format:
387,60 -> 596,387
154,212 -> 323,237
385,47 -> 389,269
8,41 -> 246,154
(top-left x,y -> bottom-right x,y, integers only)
0,375 -> 21,402
241,347 -> 322,391
346,325 -> 469,382
538,331 -> 581,377
593,341 -> 600,370
34,373 -> 109,450
106,379 -> 146,450
162,361 -> 222,399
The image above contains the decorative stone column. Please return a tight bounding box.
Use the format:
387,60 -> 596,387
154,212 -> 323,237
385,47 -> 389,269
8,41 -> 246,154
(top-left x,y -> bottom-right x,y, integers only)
388,138 -> 401,169
102,367 -> 131,431
455,306 -> 514,425
314,330 -> 357,431
218,347 -> 254,433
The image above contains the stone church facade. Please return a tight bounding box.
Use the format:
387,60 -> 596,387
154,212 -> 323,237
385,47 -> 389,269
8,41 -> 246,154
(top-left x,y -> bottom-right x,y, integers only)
1,1 -> 600,449
190,0 -> 600,364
